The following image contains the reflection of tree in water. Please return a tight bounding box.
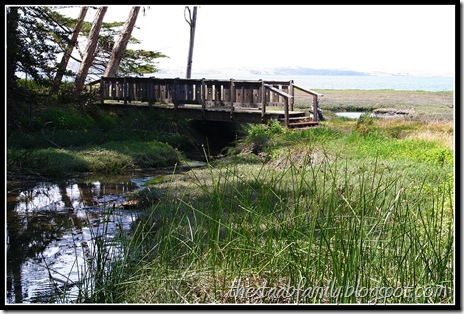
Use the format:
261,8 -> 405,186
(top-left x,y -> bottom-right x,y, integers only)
6,178 -> 141,303
6,182 -> 89,303
6,206 -> 79,303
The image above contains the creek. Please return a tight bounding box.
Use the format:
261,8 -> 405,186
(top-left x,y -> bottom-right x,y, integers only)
5,121 -> 241,304
6,168 -> 193,304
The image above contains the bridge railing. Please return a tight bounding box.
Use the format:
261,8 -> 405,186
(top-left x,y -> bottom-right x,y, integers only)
89,77 -> 322,126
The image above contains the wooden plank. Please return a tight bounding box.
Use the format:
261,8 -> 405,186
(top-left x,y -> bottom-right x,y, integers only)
289,80 -> 294,111
215,83 -> 222,104
195,83 -> 202,102
260,80 -> 266,116
252,86 -> 260,104
154,81 -> 160,102
230,79 -> 236,107
148,79 -> 154,105
186,83 -> 194,102
206,83 -> 214,102
223,84 -> 231,104
312,94 -> 319,122
201,79 -> 206,113
235,85 -> 243,105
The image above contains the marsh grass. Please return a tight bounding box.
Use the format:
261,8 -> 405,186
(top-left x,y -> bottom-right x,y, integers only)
294,89 -> 454,121
102,131 -> 454,304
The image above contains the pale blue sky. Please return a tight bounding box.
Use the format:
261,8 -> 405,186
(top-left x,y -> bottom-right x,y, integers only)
56,4 -> 456,76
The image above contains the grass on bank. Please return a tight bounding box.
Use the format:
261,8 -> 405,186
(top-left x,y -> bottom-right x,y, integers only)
91,116 -> 454,304
7,103 -> 196,178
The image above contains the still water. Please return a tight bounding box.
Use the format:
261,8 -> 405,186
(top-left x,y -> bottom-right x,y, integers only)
6,171 -> 169,304
334,112 -> 400,119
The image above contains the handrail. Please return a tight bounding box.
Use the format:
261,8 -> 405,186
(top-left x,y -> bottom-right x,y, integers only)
293,84 -> 324,122
263,84 -> 293,127
293,84 -> 323,97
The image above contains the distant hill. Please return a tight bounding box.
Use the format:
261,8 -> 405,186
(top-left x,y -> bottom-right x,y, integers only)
250,67 -> 369,76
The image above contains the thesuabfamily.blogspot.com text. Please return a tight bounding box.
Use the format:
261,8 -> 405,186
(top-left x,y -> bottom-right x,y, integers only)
225,277 -> 452,304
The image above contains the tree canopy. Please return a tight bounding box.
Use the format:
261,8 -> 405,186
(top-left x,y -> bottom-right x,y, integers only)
6,5 -> 169,133
7,5 -> 168,90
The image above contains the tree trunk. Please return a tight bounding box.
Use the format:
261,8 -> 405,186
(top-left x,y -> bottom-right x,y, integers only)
52,6 -> 88,93
75,6 -> 107,92
51,6 -> 89,93
104,6 -> 140,77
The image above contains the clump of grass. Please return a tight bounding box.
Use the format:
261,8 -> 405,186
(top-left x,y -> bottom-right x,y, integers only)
7,148 -> 88,178
79,148 -> 135,174
95,140 -> 183,168
7,140 -> 183,178
50,205 -> 139,304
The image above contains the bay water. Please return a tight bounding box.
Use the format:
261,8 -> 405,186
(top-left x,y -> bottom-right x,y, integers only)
154,73 -> 454,92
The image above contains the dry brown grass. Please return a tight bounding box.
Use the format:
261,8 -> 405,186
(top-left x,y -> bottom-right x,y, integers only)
313,89 -> 453,108
403,120 -> 455,150
369,118 -> 454,149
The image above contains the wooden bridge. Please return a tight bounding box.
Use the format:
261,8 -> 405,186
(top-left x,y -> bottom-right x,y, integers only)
89,77 -> 324,128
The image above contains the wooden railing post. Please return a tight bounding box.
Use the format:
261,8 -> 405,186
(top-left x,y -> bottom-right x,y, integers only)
100,76 -> 104,105
201,78 -> 206,117
312,95 -> 319,122
260,80 -> 265,120
174,78 -> 178,110
230,79 -> 235,119
123,77 -> 127,105
284,96 -> 289,127
148,77 -> 154,106
290,80 -> 294,111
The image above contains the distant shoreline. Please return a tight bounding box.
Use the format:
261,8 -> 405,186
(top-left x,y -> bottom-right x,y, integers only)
152,72 -> 454,92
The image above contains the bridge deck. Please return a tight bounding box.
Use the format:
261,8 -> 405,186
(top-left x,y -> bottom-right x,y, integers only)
99,101 -> 310,124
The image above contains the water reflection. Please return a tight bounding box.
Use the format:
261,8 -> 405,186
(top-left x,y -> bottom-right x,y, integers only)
6,174 -> 154,304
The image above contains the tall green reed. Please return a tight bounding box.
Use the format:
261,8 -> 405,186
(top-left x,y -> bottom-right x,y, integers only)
111,148 -> 453,304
